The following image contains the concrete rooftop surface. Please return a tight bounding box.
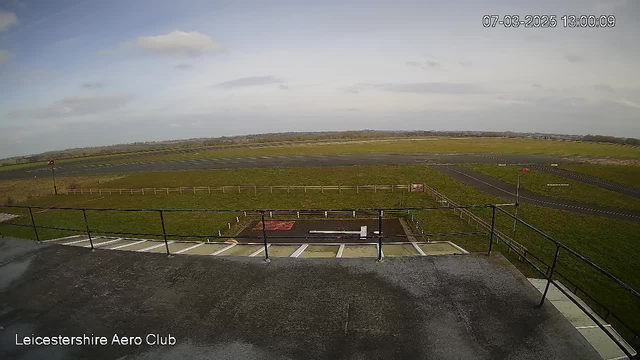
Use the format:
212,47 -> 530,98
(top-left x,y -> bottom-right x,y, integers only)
0,237 -> 601,360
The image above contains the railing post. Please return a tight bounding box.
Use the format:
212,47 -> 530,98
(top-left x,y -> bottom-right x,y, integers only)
538,245 -> 561,307
488,206 -> 496,255
159,210 -> 170,257
377,209 -> 383,261
82,209 -> 94,250
28,207 -> 40,243
261,212 -> 270,262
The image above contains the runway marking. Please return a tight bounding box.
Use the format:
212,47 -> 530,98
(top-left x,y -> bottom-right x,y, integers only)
43,234 -> 84,243
337,244 -> 345,258
111,240 -> 147,250
291,244 -> 309,258
249,244 -> 270,257
210,243 -> 236,255
412,242 -> 426,256
174,243 -> 204,254
85,238 -> 122,248
138,241 -> 173,252
62,237 -> 92,245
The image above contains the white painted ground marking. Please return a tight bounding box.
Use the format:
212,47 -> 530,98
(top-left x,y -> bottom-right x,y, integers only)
85,238 -> 122,248
447,241 -> 470,254
62,237 -> 92,245
43,234 -> 84,243
174,243 -> 204,254
249,244 -> 270,257
309,230 -> 360,234
138,241 -> 174,252
576,324 -> 612,329
210,243 -> 236,256
337,244 -> 345,258
412,242 -> 426,256
360,226 -> 367,239
291,244 -> 309,258
111,240 -> 147,250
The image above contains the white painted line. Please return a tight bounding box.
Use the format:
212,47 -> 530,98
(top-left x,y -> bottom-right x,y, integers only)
210,243 -> 236,256
412,242 -> 426,256
309,230 -> 360,234
249,244 -> 270,257
85,238 -> 122,248
576,324 -> 612,329
446,241 -> 470,254
337,244 -> 345,258
43,234 -> 84,243
62,237 -> 92,245
360,226 -> 367,239
111,240 -> 147,250
291,244 -> 309,258
174,242 -> 204,254
138,241 -> 173,252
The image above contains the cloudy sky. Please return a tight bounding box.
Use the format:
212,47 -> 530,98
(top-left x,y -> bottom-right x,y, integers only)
0,0 -> 639,158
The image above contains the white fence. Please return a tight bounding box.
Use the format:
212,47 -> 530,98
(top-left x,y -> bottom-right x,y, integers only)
66,184 -> 426,195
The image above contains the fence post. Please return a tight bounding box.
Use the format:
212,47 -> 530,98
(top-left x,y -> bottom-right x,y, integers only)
488,206 -> 496,255
222,186 -> 225,194
28,207 -> 40,243
159,210 -> 170,256
377,209 -> 383,261
357,185 -> 359,193
261,212 -> 270,262
82,209 -> 94,250
321,185 -> 324,193
238,186 -> 241,193
208,186 -> 211,194
339,185 -> 342,193
270,186 -> 273,194
538,245 -> 561,307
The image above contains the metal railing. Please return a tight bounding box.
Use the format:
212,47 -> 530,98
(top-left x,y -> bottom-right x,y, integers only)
64,184 -> 425,195
0,202 -> 638,357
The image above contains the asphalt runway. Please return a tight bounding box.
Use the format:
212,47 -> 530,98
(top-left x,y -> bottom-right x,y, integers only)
0,153 -> 567,179
431,165 -> 640,223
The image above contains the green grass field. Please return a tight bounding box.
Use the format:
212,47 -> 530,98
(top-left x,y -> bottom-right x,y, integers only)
96,137 -> 640,165
3,137 -> 635,172
563,164 -> 640,188
463,164 -> 640,211
0,164 -> 638,343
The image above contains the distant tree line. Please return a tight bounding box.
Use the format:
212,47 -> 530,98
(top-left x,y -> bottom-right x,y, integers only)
582,135 -> 640,146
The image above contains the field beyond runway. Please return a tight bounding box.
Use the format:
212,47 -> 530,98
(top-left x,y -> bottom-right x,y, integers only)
0,238 -> 600,360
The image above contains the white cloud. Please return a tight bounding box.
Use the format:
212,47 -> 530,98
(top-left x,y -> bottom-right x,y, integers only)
6,95 -> 134,120
0,49 -> 12,65
126,30 -> 224,57
615,99 -> 640,110
0,11 -> 18,32
216,76 -> 284,88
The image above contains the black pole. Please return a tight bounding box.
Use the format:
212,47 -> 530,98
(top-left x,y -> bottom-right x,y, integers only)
159,210 -> 170,256
538,245 -> 561,307
377,209 -> 383,261
51,166 -> 58,195
261,212 -> 270,261
28,206 -> 40,243
487,206 -> 496,255
82,209 -> 94,250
